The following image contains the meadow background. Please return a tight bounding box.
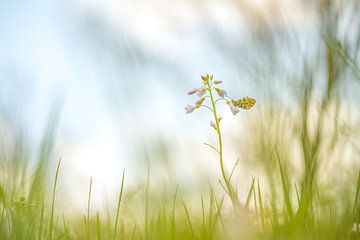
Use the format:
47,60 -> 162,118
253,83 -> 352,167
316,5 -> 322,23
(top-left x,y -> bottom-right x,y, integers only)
0,0 -> 360,239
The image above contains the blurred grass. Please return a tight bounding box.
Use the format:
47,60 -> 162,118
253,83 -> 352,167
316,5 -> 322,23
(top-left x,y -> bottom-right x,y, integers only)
0,64 -> 359,240
1,0 -> 360,239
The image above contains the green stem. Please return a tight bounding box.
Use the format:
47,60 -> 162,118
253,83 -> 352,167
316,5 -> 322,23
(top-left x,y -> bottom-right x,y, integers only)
49,158 -> 61,240
113,169 -> 125,240
87,177 -> 93,240
206,83 -> 239,208
200,105 -> 214,113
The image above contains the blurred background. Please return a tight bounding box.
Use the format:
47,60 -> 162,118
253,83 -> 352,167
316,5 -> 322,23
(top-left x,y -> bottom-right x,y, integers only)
0,0 -> 359,214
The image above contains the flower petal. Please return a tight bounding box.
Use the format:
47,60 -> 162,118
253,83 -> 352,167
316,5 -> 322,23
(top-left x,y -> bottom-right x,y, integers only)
187,89 -> 197,95
195,97 -> 205,106
196,87 -> 207,97
185,105 -> 196,114
228,102 -> 240,115
215,88 -> 227,98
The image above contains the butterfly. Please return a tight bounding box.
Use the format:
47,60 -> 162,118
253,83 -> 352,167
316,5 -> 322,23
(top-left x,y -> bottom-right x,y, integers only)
232,97 -> 256,110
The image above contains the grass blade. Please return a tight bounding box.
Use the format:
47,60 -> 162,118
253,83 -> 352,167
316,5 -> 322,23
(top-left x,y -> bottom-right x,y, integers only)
245,178 -> 255,209
183,201 -> 195,240
48,158 -> 61,240
113,169 -> 125,240
86,177 -> 93,240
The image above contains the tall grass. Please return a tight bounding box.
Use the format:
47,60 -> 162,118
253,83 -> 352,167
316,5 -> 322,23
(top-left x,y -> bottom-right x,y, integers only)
0,1 -> 360,239
0,72 -> 359,239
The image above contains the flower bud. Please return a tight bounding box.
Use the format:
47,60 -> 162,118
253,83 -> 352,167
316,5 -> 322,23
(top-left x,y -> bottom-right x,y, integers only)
201,74 -> 209,82
210,121 -> 217,130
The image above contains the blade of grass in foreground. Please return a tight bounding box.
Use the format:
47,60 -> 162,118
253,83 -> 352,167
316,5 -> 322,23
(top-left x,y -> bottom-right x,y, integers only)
0,185 -> 6,232
96,212 -> 101,240
144,168 -> 150,240
170,184 -> 179,239
245,178 -> 255,209
38,201 -> 44,239
48,158 -> 61,240
352,169 -> 360,214
276,151 -> 293,220
183,201 -> 195,240
86,177 -> 93,240
210,196 -> 225,239
113,169 -> 125,240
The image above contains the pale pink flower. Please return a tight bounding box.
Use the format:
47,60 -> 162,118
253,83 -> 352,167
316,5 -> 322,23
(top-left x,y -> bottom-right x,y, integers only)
188,87 -> 207,97
214,80 -> 222,84
187,88 -> 197,95
197,87 -> 207,97
195,97 -> 205,106
215,88 -> 227,98
185,105 -> 196,114
228,101 -> 239,115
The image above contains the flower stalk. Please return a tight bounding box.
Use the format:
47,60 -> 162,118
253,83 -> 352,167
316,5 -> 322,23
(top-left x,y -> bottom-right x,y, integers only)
185,74 -> 256,209
205,80 -> 240,208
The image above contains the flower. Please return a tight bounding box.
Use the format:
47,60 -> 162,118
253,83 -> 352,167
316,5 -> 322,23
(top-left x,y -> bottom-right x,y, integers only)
187,87 -> 207,97
187,88 -> 197,95
195,97 -> 205,107
214,80 -> 222,84
197,87 -> 207,97
227,101 -> 240,115
210,120 -> 217,130
232,97 -> 256,110
215,88 -> 227,97
185,105 -> 196,114
210,116 -> 222,130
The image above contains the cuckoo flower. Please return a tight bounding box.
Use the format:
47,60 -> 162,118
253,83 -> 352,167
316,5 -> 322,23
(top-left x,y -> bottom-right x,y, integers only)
197,87 -> 207,97
187,87 -> 207,97
215,88 -> 227,98
185,105 -> 196,114
195,97 -> 205,107
185,74 -> 256,208
227,101 -> 240,115
187,88 -> 198,95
